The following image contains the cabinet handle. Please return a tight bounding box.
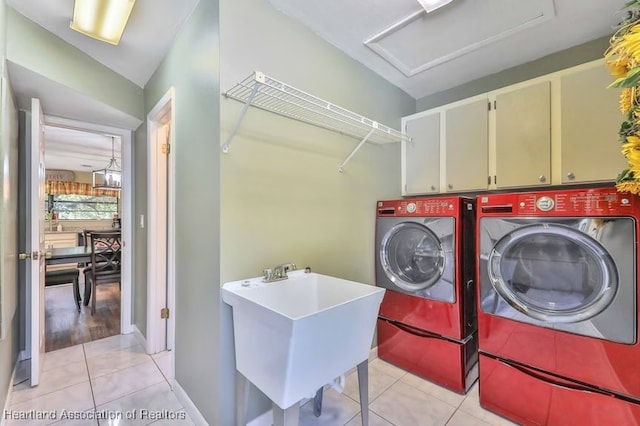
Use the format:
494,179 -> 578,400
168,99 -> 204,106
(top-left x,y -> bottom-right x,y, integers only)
430,185 -> 436,191
539,175 -> 546,183
448,184 -> 453,190
567,172 -> 575,180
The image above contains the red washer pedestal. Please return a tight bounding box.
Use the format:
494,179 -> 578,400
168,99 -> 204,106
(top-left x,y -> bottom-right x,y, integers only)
377,318 -> 477,394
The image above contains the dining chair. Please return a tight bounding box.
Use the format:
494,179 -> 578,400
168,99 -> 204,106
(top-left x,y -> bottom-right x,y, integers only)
83,230 -> 122,315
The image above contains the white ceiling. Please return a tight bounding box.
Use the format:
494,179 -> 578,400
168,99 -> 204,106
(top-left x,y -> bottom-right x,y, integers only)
6,0 -> 200,88
268,0 -> 628,99
5,0 -> 198,172
6,0 -> 628,171
44,125 -> 121,173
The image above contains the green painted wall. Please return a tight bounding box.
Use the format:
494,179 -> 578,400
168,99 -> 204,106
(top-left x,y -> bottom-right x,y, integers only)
416,36 -> 611,111
0,0 -> 6,75
141,0 -> 221,423
133,124 -> 147,338
5,7 -> 143,122
137,0 -> 413,422
0,0 -> 20,406
219,0 -> 414,420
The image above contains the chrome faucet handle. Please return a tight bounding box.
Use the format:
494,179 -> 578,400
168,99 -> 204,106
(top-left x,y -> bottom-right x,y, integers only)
263,268 -> 274,282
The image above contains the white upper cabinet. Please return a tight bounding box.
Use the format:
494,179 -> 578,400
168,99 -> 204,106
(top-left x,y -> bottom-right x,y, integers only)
444,97 -> 489,192
401,59 -> 622,195
493,81 -> 551,188
402,111 -> 440,195
559,64 -> 627,184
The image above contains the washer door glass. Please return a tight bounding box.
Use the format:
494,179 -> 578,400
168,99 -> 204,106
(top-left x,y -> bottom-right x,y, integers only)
488,223 -> 618,323
380,222 -> 445,292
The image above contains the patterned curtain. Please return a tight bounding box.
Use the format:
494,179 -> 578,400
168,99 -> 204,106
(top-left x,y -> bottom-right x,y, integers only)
47,181 -> 120,198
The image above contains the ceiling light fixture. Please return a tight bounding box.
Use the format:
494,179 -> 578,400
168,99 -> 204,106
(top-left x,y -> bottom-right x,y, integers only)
417,0 -> 454,13
93,136 -> 121,190
70,0 -> 136,45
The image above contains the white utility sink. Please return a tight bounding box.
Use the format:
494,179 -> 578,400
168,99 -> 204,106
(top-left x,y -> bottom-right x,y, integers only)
222,270 -> 385,411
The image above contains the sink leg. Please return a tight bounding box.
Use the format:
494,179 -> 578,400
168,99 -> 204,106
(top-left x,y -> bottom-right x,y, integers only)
357,360 -> 369,426
273,402 -> 299,426
313,387 -> 323,417
235,371 -> 250,426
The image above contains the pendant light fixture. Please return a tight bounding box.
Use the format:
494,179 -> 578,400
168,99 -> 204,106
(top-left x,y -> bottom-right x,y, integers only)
93,136 -> 122,190
417,0 -> 454,13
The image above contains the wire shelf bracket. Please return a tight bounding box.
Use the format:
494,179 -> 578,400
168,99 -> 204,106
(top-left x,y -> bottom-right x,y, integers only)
222,71 -> 412,172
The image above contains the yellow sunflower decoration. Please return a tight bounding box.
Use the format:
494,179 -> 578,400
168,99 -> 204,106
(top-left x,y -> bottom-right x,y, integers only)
606,1 -> 640,194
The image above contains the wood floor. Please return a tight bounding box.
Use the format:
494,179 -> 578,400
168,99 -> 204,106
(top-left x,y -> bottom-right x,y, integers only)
45,280 -> 121,352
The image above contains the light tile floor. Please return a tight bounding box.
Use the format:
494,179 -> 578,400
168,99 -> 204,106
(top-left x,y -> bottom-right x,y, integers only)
298,356 -> 518,426
6,335 -> 518,426
6,334 -> 191,426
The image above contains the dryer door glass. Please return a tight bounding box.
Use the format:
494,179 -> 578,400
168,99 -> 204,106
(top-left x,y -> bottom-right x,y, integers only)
380,222 -> 445,292
488,223 -> 618,323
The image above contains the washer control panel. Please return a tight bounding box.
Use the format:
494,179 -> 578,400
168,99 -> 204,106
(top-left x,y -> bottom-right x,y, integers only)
479,188 -> 636,215
377,198 -> 461,216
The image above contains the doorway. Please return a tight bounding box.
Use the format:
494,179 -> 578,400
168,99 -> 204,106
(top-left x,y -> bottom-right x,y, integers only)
43,126 -> 123,351
23,113 -> 134,362
146,88 -> 175,366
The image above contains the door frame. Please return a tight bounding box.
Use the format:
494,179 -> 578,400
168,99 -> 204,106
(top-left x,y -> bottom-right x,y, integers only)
146,87 -> 176,358
44,115 -> 134,334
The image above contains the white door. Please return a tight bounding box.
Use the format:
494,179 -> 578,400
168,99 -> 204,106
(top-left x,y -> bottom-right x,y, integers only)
147,88 -> 175,358
28,98 -> 46,386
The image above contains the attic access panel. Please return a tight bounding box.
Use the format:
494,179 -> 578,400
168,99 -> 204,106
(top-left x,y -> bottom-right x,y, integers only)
364,0 -> 555,77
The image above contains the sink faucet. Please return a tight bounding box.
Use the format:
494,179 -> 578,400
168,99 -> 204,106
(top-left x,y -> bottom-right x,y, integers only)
274,262 -> 296,279
265,262 -> 296,282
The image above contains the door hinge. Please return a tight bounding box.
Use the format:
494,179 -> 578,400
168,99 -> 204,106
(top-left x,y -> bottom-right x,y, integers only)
160,308 -> 170,319
162,143 -> 171,155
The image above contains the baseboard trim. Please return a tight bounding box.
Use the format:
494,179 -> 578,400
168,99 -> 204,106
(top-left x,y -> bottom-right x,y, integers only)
131,324 -> 147,351
172,379 -> 208,426
1,362 -> 18,426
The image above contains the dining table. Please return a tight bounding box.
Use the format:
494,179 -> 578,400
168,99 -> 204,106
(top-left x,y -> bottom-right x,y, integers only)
45,246 -> 92,265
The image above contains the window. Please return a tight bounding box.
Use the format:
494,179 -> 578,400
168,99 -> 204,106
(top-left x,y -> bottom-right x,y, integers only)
49,194 -> 118,220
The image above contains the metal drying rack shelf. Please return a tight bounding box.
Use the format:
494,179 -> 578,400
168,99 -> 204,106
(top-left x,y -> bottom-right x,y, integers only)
222,71 -> 412,172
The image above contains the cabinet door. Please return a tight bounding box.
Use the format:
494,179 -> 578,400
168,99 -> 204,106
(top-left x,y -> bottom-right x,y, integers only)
445,98 -> 489,192
561,66 -> 627,183
402,112 -> 440,195
495,81 -> 551,188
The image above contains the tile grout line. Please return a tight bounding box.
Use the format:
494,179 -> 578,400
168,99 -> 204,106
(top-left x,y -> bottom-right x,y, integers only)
150,352 -> 171,385
85,348 -> 152,381
91,359 -> 167,409
339,369 -> 401,426
82,344 -> 99,420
